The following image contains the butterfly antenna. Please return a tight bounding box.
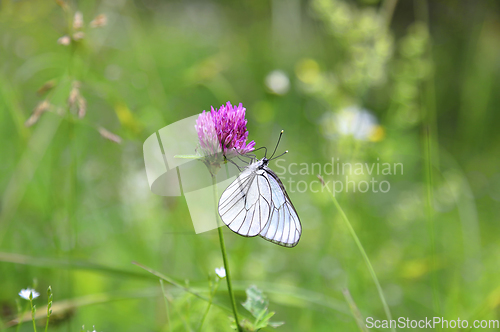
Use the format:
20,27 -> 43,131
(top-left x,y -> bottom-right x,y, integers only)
270,150 -> 288,161
252,146 -> 268,158
239,146 -> 267,158
269,130 -> 284,159
234,147 -> 262,160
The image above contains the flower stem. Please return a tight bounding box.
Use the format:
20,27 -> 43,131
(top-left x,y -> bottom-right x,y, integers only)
29,299 -> 37,332
44,315 -> 49,332
45,286 -> 52,332
197,297 -> 212,331
320,176 -> 395,332
197,278 -> 219,331
211,175 -> 242,332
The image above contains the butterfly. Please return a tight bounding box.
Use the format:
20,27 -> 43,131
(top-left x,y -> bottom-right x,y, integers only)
218,131 -> 302,247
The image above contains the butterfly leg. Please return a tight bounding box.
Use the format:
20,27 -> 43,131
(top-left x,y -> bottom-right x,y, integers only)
227,158 -> 243,172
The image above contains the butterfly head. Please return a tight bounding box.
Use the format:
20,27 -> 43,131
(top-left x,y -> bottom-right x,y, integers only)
259,157 -> 269,169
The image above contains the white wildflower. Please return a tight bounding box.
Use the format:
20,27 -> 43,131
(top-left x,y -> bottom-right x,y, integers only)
215,267 -> 226,278
333,106 -> 383,141
19,288 -> 39,300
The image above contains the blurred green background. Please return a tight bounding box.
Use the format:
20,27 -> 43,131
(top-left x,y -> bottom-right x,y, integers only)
1,0 -> 500,331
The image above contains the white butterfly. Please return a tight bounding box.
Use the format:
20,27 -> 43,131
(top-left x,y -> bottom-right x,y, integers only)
218,136 -> 301,247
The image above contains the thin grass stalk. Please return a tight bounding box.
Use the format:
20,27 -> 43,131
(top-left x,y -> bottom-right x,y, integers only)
414,0 -> 442,323
197,300 -> 212,332
159,280 -> 173,332
197,278 -> 219,332
424,126 -> 441,318
160,280 -> 192,332
319,175 -> 395,332
342,288 -> 369,332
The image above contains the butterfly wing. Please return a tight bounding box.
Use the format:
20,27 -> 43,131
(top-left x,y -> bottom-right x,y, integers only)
218,164 -> 272,237
258,166 -> 302,247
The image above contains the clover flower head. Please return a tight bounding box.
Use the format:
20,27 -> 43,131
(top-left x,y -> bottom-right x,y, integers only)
19,288 -> 39,300
215,266 -> 226,278
195,101 -> 255,162
195,110 -> 220,156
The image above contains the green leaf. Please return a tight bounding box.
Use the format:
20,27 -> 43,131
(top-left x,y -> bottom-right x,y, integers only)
255,311 -> 274,329
241,285 -> 284,330
259,311 -> 275,323
242,285 -> 268,319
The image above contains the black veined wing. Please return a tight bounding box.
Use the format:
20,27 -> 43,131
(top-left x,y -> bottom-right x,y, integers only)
218,157 -> 301,247
258,166 -> 301,247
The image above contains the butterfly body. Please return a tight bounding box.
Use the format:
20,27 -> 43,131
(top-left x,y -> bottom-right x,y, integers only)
218,157 -> 301,247
257,157 -> 269,169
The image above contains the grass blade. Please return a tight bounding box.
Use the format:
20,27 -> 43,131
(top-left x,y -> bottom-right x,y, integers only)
319,175 -> 395,332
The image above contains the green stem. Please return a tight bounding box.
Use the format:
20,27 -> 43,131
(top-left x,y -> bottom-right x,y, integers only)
211,175 -> 242,332
342,288 -> 369,332
44,315 -> 49,332
29,299 -> 37,332
414,0 -> 441,324
45,287 -> 52,332
160,279 -> 191,332
197,279 -> 219,331
424,125 -> 441,320
321,178 -> 395,332
159,280 -> 172,332
197,300 -> 212,331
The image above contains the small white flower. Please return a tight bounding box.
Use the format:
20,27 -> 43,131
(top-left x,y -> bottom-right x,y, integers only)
19,288 -> 39,300
265,70 -> 290,95
215,267 -> 226,278
335,106 -> 378,141
322,105 -> 384,142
